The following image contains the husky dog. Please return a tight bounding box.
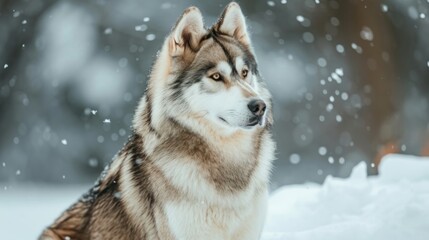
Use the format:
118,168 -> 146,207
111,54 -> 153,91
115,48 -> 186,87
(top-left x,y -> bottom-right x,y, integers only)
40,2 -> 275,240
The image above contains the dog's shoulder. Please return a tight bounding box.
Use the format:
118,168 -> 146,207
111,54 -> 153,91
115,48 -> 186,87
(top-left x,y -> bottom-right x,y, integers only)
39,137 -> 138,240
38,197 -> 92,239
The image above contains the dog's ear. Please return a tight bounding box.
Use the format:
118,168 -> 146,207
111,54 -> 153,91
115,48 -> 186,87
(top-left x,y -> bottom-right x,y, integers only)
169,7 -> 206,57
214,2 -> 251,46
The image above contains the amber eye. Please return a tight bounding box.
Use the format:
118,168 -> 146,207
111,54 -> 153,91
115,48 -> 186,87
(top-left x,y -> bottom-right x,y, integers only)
242,69 -> 249,78
210,73 -> 222,81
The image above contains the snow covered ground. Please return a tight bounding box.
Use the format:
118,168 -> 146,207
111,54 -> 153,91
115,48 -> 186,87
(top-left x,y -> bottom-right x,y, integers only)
263,154 -> 429,240
0,185 -> 88,240
1,154 -> 429,239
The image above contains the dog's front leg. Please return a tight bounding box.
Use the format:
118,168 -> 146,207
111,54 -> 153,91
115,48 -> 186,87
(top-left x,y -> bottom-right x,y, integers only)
232,190 -> 269,240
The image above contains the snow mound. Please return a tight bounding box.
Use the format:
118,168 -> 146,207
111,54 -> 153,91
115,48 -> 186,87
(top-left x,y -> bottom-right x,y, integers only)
263,154 -> 429,240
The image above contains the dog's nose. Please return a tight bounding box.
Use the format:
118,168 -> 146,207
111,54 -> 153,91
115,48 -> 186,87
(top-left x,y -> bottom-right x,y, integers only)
247,99 -> 266,117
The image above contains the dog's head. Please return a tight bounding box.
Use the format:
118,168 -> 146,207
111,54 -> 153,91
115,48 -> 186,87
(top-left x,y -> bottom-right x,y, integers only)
146,2 -> 272,134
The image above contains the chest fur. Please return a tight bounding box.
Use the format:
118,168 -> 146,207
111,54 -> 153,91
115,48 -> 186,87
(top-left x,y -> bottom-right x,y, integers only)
163,196 -> 264,240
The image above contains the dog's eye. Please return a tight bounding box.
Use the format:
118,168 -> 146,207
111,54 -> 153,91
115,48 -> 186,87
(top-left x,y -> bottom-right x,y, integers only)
210,73 -> 222,81
242,69 -> 249,78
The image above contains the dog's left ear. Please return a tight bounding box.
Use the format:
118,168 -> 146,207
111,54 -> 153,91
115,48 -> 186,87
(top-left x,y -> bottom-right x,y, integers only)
214,2 -> 251,46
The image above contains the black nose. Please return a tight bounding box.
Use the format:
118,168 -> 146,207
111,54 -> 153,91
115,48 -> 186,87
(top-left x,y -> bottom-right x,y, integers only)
247,99 -> 266,117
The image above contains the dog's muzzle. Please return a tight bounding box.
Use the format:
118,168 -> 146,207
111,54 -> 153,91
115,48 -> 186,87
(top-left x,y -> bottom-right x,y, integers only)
247,99 -> 266,126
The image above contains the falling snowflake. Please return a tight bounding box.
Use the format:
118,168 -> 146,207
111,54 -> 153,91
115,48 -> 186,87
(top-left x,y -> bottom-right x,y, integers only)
336,115 -> 343,122
114,192 -> 122,199
97,136 -> 105,143
103,119 -> 111,123
118,58 -> 128,68
296,15 -> 305,22
335,68 -> 344,76
135,24 -> 148,32
61,139 -> 68,145
161,2 -> 173,9
336,44 -> 344,53
351,43 -> 363,54
330,17 -> 340,26
408,6 -> 419,19
318,147 -> 327,156
88,158 -> 99,167
303,32 -> 314,43
146,34 -> 156,41
104,28 -> 112,34
135,158 -> 143,165
317,58 -> 327,67
289,154 -> 301,164
326,103 -> 334,112
360,26 -> 374,41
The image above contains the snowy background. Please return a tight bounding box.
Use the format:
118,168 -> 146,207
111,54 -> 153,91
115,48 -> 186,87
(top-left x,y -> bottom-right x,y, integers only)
1,0 -> 429,239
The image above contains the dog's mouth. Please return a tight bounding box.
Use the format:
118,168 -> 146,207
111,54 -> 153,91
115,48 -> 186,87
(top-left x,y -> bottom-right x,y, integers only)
246,116 -> 263,127
218,116 -> 264,128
